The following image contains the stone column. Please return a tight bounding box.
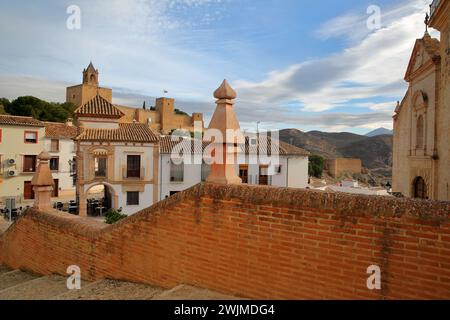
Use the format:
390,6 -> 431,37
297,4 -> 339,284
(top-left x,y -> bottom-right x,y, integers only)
31,151 -> 55,211
204,80 -> 243,185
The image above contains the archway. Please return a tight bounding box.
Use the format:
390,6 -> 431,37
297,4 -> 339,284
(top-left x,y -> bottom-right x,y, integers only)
413,176 -> 427,199
85,183 -> 115,217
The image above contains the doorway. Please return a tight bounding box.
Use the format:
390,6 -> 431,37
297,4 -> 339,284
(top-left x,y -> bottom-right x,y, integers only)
413,176 -> 427,199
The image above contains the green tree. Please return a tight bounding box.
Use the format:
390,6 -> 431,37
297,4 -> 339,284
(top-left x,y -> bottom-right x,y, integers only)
0,98 -> 10,114
308,155 -> 325,178
6,96 -> 75,122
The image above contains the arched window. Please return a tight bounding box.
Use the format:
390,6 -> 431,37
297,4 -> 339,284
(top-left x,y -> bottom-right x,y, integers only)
416,115 -> 424,149
413,176 -> 427,199
90,74 -> 96,83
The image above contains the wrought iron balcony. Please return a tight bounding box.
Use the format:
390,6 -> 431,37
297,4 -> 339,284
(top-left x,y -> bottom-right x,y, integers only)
122,166 -> 145,180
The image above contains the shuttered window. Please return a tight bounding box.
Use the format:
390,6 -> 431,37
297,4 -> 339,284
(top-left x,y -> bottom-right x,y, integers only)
127,155 -> 141,178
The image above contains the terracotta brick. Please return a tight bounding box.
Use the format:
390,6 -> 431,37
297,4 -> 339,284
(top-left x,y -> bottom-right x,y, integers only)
1,183 -> 450,299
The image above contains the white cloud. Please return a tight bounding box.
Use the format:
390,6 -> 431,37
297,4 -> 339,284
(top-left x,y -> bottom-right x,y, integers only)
234,0 -> 433,113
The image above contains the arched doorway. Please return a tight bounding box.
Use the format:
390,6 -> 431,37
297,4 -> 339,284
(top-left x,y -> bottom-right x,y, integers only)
413,177 -> 427,199
85,183 -> 115,217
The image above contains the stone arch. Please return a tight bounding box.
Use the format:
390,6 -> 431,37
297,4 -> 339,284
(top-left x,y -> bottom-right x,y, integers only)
412,90 -> 428,151
81,181 -> 118,217
413,90 -> 428,111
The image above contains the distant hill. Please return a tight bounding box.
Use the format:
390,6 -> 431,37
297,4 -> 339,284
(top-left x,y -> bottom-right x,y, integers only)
365,127 -> 393,137
278,129 -> 393,179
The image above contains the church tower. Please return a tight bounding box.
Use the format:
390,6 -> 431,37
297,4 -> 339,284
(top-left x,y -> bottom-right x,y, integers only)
82,62 -> 99,86
66,62 -> 112,107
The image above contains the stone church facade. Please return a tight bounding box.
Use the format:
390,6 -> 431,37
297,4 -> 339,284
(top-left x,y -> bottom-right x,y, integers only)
393,0 -> 450,200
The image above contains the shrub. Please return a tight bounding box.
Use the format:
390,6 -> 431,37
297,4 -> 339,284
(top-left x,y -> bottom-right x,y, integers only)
308,155 -> 325,178
104,209 -> 127,224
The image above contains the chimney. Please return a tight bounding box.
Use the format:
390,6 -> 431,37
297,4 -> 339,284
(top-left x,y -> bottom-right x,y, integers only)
204,79 -> 243,184
31,151 -> 55,211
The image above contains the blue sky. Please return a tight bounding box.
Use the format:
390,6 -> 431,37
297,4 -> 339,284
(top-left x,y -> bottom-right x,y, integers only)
0,0 -> 435,134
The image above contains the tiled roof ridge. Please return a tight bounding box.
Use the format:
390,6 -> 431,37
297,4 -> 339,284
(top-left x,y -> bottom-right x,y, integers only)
74,94 -> 124,118
75,122 -> 159,143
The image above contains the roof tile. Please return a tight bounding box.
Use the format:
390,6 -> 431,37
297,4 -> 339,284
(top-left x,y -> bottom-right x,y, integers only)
74,94 -> 124,118
75,123 -> 159,143
0,115 -> 44,127
44,122 -> 78,139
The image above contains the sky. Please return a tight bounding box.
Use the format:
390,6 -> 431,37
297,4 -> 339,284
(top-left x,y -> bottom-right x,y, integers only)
0,0 -> 437,134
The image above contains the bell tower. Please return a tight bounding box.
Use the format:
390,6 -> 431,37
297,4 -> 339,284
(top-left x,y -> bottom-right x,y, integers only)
82,62 -> 99,86
67,62 -> 112,107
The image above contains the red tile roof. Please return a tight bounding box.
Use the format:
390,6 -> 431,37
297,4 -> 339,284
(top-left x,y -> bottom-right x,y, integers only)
0,115 -> 44,127
75,123 -> 159,143
74,94 -> 124,118
159,135 -> 310,156
44,122 -> 78,139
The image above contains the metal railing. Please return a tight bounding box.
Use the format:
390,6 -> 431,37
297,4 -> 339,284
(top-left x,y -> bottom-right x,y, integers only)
122,166 -> 145,180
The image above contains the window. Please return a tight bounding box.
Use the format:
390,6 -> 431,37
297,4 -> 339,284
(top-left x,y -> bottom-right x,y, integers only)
259,166 -> 269,185
24,181 -> 35,200
49,157 -> 59,171
95,157 -> 107,177
170,191 -> 180,196
201,161 -> 211,182
24,131 -> 38,144
127,191 -> 139,205
50,139 -> 59,152
170,160 -> 184,182
239,165 -> 249,184
416,115 -> 424,149
0,129 -> 2,143
275,165 -> 282,174
127,155 -> 141,178
23,155 -> 37,172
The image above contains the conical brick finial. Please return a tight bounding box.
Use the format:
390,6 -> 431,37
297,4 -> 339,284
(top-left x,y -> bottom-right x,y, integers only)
205,80 -> 243,185
32,150 -> 55,211
214,79 -> 237,100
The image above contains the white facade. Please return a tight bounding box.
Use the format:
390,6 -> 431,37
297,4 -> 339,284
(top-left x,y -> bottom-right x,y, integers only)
42,137 -> 76,196
158,152 -> 309,201
77,140 -> 158,216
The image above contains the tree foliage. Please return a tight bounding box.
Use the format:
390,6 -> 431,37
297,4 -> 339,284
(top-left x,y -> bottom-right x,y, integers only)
3,96 -> 75,122
0,98 -> 10,114
308,155 -> 325,178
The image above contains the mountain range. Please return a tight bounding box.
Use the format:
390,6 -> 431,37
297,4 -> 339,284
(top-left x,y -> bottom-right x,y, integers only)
365,127 -> 393,137
278,129 -> 393,178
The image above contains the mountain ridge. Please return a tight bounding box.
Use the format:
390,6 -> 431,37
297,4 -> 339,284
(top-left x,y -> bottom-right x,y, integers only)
365,127 -> 393,137
278,129 -> 392,179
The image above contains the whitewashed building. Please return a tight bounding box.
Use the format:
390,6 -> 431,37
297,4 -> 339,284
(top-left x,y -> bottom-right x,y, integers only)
42,121 -> 77,197
74,94 -> 160,216
157,135 -> 310,201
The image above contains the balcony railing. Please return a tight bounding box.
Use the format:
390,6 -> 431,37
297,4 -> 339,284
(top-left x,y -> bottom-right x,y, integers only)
430,0 -> 440,18
122,166 -> 145,180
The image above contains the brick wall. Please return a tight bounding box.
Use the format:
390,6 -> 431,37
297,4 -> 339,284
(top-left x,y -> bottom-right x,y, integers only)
1,183 -> 450,299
